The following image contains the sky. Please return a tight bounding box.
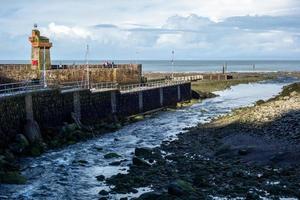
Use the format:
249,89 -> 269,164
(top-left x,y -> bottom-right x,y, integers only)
0,0 -> 300,60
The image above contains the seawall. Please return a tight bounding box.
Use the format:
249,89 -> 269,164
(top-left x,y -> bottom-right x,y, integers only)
0,82 -> 191,149
0,64 -> 142,84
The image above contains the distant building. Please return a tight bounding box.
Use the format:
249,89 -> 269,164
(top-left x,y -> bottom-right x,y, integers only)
28,25 -> 52,70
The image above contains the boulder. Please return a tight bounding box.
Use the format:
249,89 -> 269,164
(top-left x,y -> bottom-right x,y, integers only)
24,120 -> 42,144
0,171 -> 27,184
10,134 -> 30,154
138,192 -> 163,200
104,152 -> 121,159
109,161 -> 121,166
98,190 -> 109,196
134,147 -> 153,158
168,180 -> 195,196
15,134 -> 29,147
132,157 -> 151,167
96,175 -> 105,181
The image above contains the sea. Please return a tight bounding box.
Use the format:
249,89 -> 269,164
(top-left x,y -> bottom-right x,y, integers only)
0,60 -> 299,72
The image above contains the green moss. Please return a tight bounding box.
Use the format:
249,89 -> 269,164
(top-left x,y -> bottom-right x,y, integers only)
279,82 -> 300,97
0,171 -> 27,184
104,152 -> 121,159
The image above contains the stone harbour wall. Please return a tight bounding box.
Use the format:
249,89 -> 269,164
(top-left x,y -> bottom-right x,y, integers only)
0,64 -> 39,83
0,64 -> 142,84
0,82 -> 191,149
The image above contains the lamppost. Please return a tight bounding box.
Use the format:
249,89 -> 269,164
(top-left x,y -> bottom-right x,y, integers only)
85,44 -> 90,89
171,50 -> 175,80
43,46 -> 47,88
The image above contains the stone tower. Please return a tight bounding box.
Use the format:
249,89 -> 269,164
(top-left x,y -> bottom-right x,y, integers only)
29,25 -> 52,70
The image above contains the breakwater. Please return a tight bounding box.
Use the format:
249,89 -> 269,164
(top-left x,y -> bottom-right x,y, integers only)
0,82 -> 191,149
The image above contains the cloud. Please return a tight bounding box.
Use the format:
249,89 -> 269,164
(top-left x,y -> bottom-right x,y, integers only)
43,23 -> 92,39
0,0 -> 300,59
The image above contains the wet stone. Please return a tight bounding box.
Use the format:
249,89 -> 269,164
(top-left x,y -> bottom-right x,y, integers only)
132,157 -> 151,167
135,147 -> 153,158
98,190 -> 109,196
104,153 -> 121,159
96,175 -> 105,181
109,161 -> 121,166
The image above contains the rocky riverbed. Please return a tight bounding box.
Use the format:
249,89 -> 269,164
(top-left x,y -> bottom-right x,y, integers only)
1,77 -> 298,200
107,82 -> 300,199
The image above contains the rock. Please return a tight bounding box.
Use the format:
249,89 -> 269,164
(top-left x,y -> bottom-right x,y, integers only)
96,175 -> 105,181
138,192 -> 163,200
168,183 -> 184,196
10,134 -> 30,154
98,197 -> 108,200
132,115 -> 144,122
245,190 -> 260,200
0,171 -> 27,184
98,190 -> 109,196
120,198 -> 128,200
3,150 -> 15,162
132,157 -> 151,167
238,148 -> 250,156
63,123 -> 78,133
24,120 -> 42,144
95,146 -> 103,151
168,180 -> 195,196
130,188 -> 138,194
28,142 -> 44,157
104,153 -> 121,159
77,160 -> 88,164
135,147 -> 153,158
255,99 -> 265,105
109,161 -> 121,166
15,134 -> 29,148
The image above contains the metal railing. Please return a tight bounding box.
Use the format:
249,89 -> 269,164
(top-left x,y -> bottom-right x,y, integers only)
0,79 -> 190,96
90,82 -> 118,91
172,75 -> 203,81
0,81 -> 43,95
119,80 -> 188,93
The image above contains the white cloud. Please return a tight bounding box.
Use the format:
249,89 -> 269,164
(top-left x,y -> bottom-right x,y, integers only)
0,1 -> 300,59
43,23 -> 92,39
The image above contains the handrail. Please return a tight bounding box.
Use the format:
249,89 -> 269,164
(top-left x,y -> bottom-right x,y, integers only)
0,80 -> 190,96
119,80 -> 189,93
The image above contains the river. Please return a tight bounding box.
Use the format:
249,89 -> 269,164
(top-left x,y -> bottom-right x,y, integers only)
0,77 -> 297,200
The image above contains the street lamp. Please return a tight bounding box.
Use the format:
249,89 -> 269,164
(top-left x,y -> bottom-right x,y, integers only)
171,50 -> 174,80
